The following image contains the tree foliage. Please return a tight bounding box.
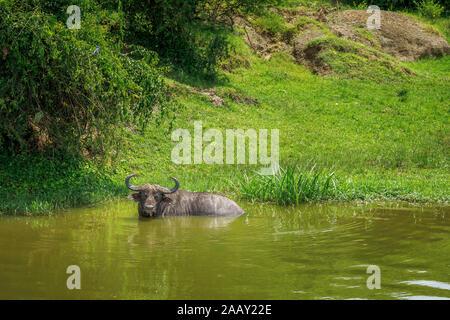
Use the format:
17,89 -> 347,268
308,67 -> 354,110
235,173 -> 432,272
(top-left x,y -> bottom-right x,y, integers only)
342,0 -> 448,13
0,1 -> 168,156
118,0 -> 280,76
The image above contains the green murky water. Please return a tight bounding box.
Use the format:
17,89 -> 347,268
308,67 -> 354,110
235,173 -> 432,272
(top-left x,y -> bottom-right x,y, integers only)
0,200 -> 449,299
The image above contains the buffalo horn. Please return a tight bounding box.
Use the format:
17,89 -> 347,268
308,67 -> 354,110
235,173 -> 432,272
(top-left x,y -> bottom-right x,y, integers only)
125,174 -> 146,191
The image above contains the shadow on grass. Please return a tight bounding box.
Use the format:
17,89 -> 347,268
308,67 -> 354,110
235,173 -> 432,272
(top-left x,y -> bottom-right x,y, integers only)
166,67 -> 230,90
0,153 -> 125,215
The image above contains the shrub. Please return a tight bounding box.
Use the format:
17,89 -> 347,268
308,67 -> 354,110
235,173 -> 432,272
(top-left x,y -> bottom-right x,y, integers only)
0,1 -> 168,156
341,0 -> 448,13
415,0 -> 445,18
119,0 -> 279,78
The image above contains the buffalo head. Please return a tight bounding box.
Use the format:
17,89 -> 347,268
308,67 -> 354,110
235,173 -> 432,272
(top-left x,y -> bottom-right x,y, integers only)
126,174 -> 179,217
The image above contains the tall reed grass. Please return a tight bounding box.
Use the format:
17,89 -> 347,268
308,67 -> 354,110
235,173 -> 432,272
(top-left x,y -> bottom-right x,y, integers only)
239,165 -> 336,205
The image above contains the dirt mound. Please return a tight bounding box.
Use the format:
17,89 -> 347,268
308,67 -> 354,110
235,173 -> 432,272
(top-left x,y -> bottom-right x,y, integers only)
326,10 -> 450,62
298,37 -> 414,79
235,6 -> 334,60
233,6 -> 447,78
293,29 -> 328,57
300,41 -> 332,76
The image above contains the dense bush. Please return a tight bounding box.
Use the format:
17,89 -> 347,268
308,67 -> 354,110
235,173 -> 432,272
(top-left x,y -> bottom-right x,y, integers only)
0,1 -> 168,156
341,0 -> 448,13
0,0 -> 280,156
415,0 -> 445,18
118,0 -> 279,77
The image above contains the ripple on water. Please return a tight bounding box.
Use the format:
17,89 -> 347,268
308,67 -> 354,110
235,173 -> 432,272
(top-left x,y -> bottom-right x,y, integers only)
0,200 -> 448,299
399,280 -> 450,291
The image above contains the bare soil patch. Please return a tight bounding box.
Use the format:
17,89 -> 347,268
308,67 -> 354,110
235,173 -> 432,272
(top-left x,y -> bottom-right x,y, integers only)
233,6 -> 448,78
326,10 -> 450,62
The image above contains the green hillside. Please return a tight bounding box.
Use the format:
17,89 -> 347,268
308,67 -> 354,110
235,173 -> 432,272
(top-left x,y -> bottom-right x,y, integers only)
1,0 -> 449,214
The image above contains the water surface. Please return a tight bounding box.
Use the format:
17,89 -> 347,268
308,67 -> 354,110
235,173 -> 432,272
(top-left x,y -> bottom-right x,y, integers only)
0,200 -> 448,299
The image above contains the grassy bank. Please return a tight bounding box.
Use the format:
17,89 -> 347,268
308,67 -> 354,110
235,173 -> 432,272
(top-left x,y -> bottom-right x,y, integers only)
0,154 -> 124,215
0,1 -> 449,215
240,164 -> 449,205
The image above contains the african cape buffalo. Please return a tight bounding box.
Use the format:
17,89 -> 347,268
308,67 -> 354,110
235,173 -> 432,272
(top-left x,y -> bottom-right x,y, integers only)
126,174 -> 244,218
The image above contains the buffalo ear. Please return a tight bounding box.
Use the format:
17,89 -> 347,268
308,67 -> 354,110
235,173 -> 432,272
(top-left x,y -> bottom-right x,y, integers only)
127,193 -> 139,202
162,197 -> 173,205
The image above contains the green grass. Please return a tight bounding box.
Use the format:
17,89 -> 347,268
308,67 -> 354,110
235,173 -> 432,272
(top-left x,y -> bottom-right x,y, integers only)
110,33 -> 448,206
304,37 -> 413,80
276,0 -> 330,8
239,164 -> 449,205
239,164 -> 336,205
0,5 -> 449,215
0,154 -> 124,215
294,17 -> 333,35
253,12 -> 288,35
